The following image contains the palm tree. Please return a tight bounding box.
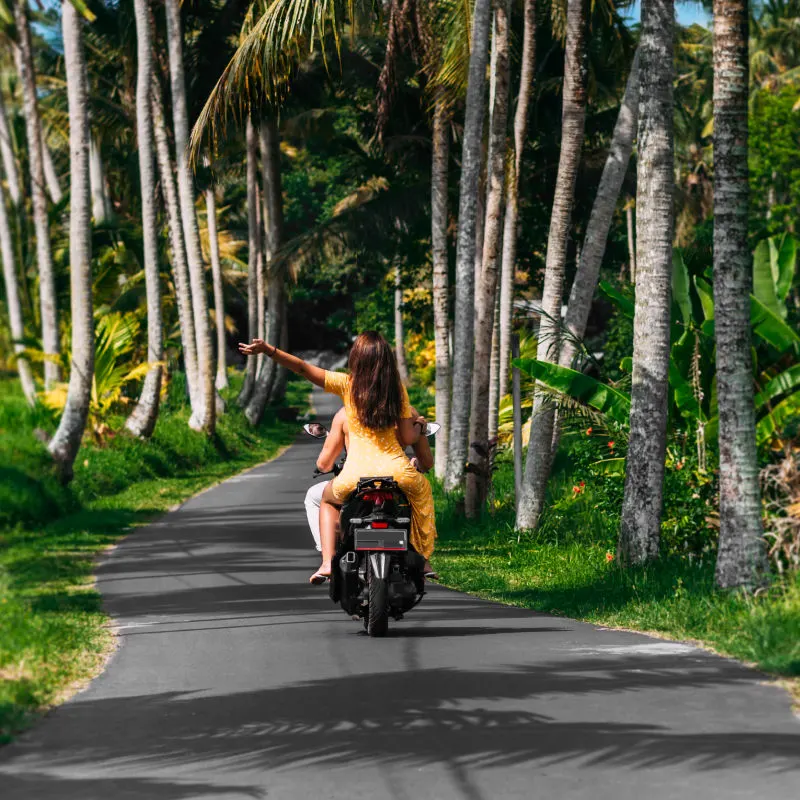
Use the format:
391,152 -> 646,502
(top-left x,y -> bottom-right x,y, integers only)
431,85 -> 451,479
13,0 -> 60,388
246,115 -> 285,424
394,264 -> 410,384
205,179 -> 228,391
239,115 -> 259,407
0,90 -> 22,207
164,0 -> 215,434
559,47 -> 640,369
126,0 -> 163,439
466,0 -> 511,516
151,73 -> 200,411
625,197 -> 636,282
497,0 -> 536,424
618,0 -> 675,564
89,135 -> 111,223
444,0 -> 493,493
517,0 -> 588,529
0,166 -> 36,404
41,130 -> 63,204
48,0 -> 93,480
713,0 -> 766,588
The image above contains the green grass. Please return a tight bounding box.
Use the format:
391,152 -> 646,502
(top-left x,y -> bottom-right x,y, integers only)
432,456 -> 800,686
0,374 -> 308,742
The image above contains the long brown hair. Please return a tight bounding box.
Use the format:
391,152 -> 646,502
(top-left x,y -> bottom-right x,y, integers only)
348,331 -> 403,430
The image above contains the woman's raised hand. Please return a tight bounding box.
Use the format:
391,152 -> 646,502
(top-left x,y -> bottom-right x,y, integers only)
238,338 -> 270,356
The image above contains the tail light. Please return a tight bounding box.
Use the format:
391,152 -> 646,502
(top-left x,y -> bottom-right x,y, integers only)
362,490 -> 393,506
371,521 -> 389,529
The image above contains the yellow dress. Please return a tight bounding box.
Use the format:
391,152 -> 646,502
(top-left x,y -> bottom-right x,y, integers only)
324,370 -> 437,560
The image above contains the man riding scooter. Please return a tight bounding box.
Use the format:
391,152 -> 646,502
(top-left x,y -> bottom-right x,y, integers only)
304,405 -> 436,576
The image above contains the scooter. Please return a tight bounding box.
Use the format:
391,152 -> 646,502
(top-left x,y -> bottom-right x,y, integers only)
304,420 -> 440,637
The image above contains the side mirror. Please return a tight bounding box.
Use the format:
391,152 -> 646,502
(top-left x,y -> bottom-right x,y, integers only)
303,423 -> 329,439
424,422 -> 441,438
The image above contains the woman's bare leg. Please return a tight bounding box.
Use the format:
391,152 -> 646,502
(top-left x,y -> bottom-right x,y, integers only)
311,482 -> 340,583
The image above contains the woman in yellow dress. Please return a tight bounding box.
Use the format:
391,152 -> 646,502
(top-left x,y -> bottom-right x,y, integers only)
238,331 -> 437,584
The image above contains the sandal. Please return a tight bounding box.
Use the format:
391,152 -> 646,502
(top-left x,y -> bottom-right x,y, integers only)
309,571 -> 331,585
424,571 -> 439,581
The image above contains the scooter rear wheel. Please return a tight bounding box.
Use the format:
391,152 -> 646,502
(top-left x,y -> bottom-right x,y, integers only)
367,575 -> 389,637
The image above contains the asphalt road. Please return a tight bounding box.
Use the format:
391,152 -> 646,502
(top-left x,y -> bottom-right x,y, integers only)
2,388 -> 799,799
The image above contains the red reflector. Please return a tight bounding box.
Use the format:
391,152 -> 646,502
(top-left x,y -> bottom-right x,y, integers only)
362,491 -> 393,503
371,521 -> 389,529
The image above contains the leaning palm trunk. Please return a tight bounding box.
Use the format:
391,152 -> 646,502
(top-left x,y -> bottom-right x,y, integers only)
516,0 -> 587,530
498,0 -> 537,407
239,117 -> 259,407
151,75 -> 199,408
431,88 -> 451,479
41,132 -> 63,204
246,116 -> 285,425
165,0 -> 215,434
712,0 -> 766,588
394,265 -> 410,384
559,48 -> 640,370
205,183 -> 228,390
13,0 -> 59,388
466,0 -> 511,517
48,1 -> 93,480
625,198 -> 636,282
126,0 -> 163,439
618,0 -> 675,564
89,135 -> 111,223
0,172 -> 36,404
0,92 -> 22,207
444,0 -> 493,492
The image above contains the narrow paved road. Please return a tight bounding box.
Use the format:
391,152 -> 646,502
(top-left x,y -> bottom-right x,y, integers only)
2,389 -> 799,799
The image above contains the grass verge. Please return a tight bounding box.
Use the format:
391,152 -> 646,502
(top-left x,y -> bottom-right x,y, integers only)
432,457 -> 800,696
0,375 -> 308,743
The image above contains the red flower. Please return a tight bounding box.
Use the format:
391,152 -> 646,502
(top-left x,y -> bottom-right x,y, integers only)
579,481 -> 585,488
606,551 -> 615,563
586,427 -> 593,436
608,441 -> 615,449
572,485 -> 581,494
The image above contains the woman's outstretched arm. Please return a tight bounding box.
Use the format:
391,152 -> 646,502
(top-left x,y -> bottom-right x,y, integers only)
238,338 -> 326,388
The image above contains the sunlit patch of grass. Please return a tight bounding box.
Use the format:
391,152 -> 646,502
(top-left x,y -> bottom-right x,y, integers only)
0,374 -> 308,743
431,458 -> 800,684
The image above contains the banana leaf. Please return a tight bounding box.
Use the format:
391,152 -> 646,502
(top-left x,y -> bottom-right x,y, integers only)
672,250 -> 692,329
589,457 -> 626,477
513,359 -> 631,426
756,391 -> 800,445
753,239 -> 786,320
755,364 -> 800,409
750,295 -> 800,352
598,281 -> 635,319
770,234 -> 797,303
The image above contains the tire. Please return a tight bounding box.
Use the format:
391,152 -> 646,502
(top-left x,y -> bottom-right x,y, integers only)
367,575 -> 389,637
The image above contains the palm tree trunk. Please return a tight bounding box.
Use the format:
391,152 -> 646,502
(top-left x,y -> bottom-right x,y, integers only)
13,0 -> 60,388
431,88 -> 451,480
626,198 -> 636,282
89,135 -> 111,223
618,0 -> 675,564
126,0 -> 163,439
41,132 -> 63,204
165,0 -> 215,434
239,117 -> 259,406
498,0 -> 536,409
466,0 -> 511,517
0,171 -> 36,404
712,0 -> 766,588
205,182 -> 228,390
269,307 -> 289,404
48,0 -> 93,481
559,47 -> 640,370
444,0 -> 493,492
245,116 -> 285,424
254,185 -> 266,379
395,264 -> 410,384
487,291 -> 501,440
517,0 -> 587,530
0,91 -> 22,207
151,74 -> 199,408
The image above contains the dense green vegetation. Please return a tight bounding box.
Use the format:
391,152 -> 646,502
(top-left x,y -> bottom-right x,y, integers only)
0,374 -> 307,742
